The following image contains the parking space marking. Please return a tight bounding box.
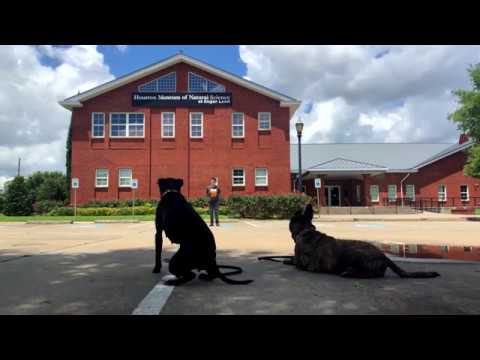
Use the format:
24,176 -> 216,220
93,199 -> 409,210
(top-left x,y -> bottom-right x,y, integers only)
132,279 -> 175,315
243,221 -> 259,228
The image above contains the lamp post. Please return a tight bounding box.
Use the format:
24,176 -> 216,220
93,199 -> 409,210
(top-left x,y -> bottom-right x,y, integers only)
295,119 -> 304,193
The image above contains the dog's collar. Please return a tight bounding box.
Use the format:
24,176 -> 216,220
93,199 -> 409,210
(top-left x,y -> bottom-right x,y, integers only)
161,189 -> 179,196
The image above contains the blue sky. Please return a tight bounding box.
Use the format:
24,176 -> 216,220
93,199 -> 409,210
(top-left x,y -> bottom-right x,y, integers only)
98,45 -> 246,78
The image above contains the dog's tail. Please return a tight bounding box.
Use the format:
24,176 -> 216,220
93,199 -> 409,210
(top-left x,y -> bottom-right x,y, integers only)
258,255 -> 294,263
215,265 -> 253,285
386,258 -> 440,278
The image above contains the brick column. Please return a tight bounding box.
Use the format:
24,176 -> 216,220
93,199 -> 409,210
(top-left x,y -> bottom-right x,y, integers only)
362,174 -> 370,206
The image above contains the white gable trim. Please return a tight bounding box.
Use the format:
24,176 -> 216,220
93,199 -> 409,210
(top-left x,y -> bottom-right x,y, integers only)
413,141 -> 475,170
59,54 -> 301,116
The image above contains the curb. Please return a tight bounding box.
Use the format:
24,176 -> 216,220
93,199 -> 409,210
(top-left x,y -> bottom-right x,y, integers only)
94,220 -> 141,224
26,221 -> 73,224
313,217 -> 478,223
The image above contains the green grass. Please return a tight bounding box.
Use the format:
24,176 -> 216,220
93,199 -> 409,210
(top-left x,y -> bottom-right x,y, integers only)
0,214 -> 228,222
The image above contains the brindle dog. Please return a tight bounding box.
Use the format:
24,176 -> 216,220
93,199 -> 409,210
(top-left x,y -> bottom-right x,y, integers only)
259,204 -> 440,279
152,178 -> 252,286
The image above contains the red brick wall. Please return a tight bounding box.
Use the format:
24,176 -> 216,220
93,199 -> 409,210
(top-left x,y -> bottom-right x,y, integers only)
70,62 -> 292,204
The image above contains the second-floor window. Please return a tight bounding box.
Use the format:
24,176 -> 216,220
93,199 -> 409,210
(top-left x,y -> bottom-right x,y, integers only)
232,112 -> 245,138
162,112 -> 175,138
110,113 -> 144,138
190,112 -> 203,138
258,112 -> 271,130
91,113 -> 105,138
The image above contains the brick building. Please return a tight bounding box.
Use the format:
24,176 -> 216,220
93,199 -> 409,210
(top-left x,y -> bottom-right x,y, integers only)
292,136 -> 479,210
60,53 -> 301,204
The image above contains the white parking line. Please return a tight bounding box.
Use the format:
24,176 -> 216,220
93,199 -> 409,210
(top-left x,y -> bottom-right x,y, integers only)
243,221 -> 259,228
131,276 -> 175,315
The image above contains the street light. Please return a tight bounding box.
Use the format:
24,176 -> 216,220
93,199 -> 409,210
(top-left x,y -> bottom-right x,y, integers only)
295,119 -> 304,193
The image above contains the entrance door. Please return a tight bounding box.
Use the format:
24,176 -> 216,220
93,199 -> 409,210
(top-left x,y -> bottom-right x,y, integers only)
325,185 -> 341,206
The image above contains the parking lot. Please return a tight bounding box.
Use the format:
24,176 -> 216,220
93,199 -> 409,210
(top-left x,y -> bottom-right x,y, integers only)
1,220 -> 480,315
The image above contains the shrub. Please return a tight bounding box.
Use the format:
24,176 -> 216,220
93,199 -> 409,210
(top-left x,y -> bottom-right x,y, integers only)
33,200 -> 64,214
3,176 -> 34,216
81,199 -> 158,208
226,194 -> 312,219
49,206 -> 155,216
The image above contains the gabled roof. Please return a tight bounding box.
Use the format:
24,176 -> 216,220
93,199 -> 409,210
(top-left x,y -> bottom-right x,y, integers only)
308,157 -> 387,171
412,140 -> 475,169
59,53 -> 301,116
290,142 -> 464,173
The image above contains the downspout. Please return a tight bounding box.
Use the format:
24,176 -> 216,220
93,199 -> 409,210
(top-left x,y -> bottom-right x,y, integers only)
400,173 -> 410,207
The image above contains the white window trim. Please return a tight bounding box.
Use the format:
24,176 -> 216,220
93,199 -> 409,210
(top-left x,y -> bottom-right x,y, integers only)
189,112 -> 203,138
460,184 -> 469,201
258,112 -> 272,131
161,112 -> 175,138
370,185 -> 379,203
118,168 -> 133,188
232,168 -> 245,187
91,112 -> 105,138
255,168 -> 268,186
95,168 -> 109,188
438,184 -> 447,202
109,113 -> 145,138
388,184 -> 397,202
406,184 -> 415,201
232,112 -> 245,138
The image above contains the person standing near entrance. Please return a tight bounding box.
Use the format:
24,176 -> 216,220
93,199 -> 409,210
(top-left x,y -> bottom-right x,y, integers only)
206,177 -> 221,226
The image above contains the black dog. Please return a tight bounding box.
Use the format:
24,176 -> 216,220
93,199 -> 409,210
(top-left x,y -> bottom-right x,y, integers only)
152,178 -> 253,286
259,204 -> 439,279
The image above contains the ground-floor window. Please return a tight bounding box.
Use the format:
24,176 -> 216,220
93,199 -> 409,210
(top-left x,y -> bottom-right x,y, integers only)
406,184 -> 415,201
95,169 -> 109,188
355,184 -> 361,203
460,185 -> 469,201
119,168 -> 132,187
232,168 -> 245,186
388,184 -> 397,202
370,185 -> 379,202
438,184 -> 447,202
255,168 -> 268,186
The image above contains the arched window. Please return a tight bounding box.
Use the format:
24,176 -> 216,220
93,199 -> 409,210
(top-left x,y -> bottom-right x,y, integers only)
138,72 -> 176,92
188,72 -> 225,92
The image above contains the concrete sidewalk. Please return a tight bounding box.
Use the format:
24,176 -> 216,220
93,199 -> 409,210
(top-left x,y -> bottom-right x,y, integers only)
314,212 -> 480,222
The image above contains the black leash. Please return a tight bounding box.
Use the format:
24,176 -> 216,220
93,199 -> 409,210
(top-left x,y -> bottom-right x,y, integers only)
258,255 -> 294,263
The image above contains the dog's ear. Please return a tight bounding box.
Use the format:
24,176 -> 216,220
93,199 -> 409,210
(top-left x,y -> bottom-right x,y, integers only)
302,203 -> 314,222
175,179 -> 184,189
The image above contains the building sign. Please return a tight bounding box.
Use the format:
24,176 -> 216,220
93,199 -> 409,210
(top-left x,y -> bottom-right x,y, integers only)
314,178 -> 322,188
72,178 -> 79,189
132,92 -> 232,107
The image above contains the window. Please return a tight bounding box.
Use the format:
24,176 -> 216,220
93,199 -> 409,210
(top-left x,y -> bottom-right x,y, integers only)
138,72 -> 176,92
188,72 -> 225,92
258,112 -> 271,130
356,184 -> 361,203
110,113 -> 144,138
190,112 -> 203,138
232,112 -> 245,138
162,112 -> 175,138
370,185 -> 379,202
119,168 -> 132,187
438,185 -> 447,202
255,168 -> 268,186
232,168 -> 245,186
95,169 -> 108,188
91,113 -> 105,138
388,185 -> 397,202
406,184 -> 415,201
460,185 -> 469,201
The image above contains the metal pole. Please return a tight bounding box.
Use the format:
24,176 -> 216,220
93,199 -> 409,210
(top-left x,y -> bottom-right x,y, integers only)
298,134 -> 302,193
316,188 -> 320,214
74,188 -> 77,220
132,189 -> 135,216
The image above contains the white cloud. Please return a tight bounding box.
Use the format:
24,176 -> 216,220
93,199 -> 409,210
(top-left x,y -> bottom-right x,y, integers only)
115,45 -> 128,53
0,45 -> 114,179
239,45 -> 480,144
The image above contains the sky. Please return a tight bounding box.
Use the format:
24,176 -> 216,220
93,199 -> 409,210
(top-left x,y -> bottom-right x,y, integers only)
1,45 -> 479,189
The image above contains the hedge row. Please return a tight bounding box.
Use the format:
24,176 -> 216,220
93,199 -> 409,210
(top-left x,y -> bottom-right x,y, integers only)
49,206 -> 156,216
226,194 -> 312,219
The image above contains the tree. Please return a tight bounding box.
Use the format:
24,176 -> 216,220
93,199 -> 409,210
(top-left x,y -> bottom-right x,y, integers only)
449,63 -> 480,178
0,191 -> 5,214
3,176 -> 34,216
65,116 -> 72,202
26,171 -> 68,202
